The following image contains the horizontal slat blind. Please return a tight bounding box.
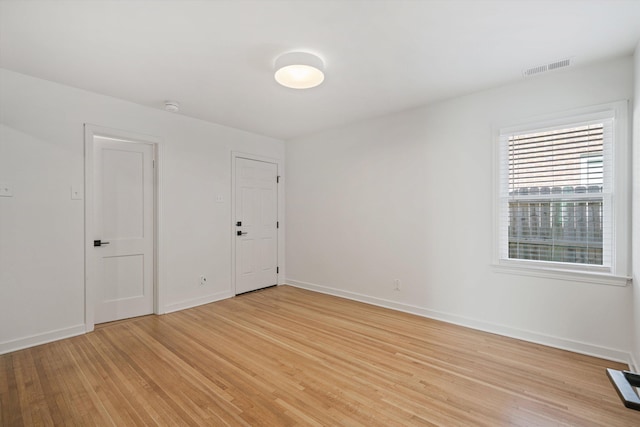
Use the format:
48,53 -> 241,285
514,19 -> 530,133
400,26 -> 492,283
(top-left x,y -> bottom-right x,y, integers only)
499,118 -> 613,267
509,124 -> 607,189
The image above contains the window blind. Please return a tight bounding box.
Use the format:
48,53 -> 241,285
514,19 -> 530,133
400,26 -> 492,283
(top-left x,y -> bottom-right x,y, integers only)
499,119 -> 613,267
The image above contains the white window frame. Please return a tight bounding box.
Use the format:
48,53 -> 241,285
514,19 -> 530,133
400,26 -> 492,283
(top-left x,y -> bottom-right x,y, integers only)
492,101 -> 631,286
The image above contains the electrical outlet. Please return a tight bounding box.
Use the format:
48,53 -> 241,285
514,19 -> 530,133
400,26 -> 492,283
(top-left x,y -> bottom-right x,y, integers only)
0,183 -> 12,197
199,275 -> 207,286
393,279 -> 401,291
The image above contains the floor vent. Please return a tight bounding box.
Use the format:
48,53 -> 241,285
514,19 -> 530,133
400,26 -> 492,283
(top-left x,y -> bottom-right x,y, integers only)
523,58 -> 572,77
607,368 -> 640,410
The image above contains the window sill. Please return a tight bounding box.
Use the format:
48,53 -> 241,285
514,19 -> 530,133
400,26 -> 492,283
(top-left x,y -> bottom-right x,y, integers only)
492,262 -> 631,287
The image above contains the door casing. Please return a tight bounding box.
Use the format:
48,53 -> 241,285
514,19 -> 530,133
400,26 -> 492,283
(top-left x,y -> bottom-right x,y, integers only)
84,124 -> 162,332
231,152 -> 283,295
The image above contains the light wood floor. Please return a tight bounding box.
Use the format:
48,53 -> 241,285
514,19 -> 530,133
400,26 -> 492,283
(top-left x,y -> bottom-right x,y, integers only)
1,285 -> 638,426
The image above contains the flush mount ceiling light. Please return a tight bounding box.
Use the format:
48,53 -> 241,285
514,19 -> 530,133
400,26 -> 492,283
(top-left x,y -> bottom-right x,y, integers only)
274,52 -> 325,89
164,100 -> 180,112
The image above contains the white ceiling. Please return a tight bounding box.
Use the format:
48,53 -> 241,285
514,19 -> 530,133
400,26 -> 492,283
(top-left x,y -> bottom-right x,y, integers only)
2,0 -> 640,140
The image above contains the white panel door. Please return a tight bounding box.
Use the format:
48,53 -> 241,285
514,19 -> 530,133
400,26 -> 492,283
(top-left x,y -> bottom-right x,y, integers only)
92,136 -> 154,323
235,158 -> 278,294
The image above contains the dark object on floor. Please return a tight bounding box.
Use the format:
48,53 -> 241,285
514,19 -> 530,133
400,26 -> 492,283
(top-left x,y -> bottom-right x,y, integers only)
607,368 -> 640,410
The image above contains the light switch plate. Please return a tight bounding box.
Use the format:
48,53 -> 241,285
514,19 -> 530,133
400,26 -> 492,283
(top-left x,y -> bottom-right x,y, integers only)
0,183 -> 12,197
71,186 -> 82,200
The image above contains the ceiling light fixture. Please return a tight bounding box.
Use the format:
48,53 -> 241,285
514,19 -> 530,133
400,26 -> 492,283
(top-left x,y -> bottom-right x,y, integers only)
164,100 -> 180,112
274,52 -> 325,89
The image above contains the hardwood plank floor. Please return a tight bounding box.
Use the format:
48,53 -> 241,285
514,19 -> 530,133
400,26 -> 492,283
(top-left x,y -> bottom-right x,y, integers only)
1,285 -> 638,426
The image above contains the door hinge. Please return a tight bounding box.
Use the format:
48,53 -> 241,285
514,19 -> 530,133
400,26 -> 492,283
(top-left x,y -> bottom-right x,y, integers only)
277,221 -> 279,229
277,266 -> 279,274
277,175 -> 280,183
153,159 -> 155,168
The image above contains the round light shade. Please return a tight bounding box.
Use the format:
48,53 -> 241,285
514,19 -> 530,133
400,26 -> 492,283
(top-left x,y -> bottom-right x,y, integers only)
274,52 -> 325,89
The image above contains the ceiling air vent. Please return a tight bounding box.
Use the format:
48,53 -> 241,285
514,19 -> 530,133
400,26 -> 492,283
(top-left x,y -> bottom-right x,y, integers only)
523,58 -> 572,77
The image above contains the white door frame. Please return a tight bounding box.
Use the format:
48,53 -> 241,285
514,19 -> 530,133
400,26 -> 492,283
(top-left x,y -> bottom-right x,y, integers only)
231,151 -> 284,295
84,124 -> 163,332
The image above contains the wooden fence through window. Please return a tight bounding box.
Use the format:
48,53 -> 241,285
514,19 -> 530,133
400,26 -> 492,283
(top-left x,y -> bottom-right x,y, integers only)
508,185 -> 603,265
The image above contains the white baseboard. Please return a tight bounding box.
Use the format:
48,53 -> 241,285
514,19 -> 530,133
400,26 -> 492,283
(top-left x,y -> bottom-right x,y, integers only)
3,283 -> 632,367
163,290 -> 233,314
0,324 -> 86,355
1,291 -> 234,354
286,279 -> 632,365
629,354 -> 639,373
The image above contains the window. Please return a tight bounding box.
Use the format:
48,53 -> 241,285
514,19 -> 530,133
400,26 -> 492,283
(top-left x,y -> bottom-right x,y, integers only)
580,154 -> 602,186
495,102 -> 629,283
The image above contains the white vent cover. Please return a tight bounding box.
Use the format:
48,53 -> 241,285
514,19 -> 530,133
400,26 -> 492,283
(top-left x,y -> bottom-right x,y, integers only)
523,58 -> 572,77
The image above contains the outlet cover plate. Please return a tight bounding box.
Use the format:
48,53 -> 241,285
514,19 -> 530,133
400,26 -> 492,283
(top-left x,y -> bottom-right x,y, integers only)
0,184 -> 12,197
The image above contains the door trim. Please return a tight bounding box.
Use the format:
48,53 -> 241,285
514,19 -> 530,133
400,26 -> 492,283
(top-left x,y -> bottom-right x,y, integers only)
84,124 -> 162,332
231,152 -> 284,295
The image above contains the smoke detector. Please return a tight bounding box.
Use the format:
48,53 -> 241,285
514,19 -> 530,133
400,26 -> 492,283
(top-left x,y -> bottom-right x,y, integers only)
523,58 -> 573,77
164,100 -> 180,112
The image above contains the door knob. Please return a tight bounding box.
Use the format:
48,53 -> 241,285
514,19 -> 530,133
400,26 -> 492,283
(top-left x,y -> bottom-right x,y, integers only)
94,239 -> 110,247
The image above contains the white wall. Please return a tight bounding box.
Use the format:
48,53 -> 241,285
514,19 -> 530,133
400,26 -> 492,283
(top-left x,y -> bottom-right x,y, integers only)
632,42 -> 640,370
286,57 -> 634,363
0,69 -> 285,353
